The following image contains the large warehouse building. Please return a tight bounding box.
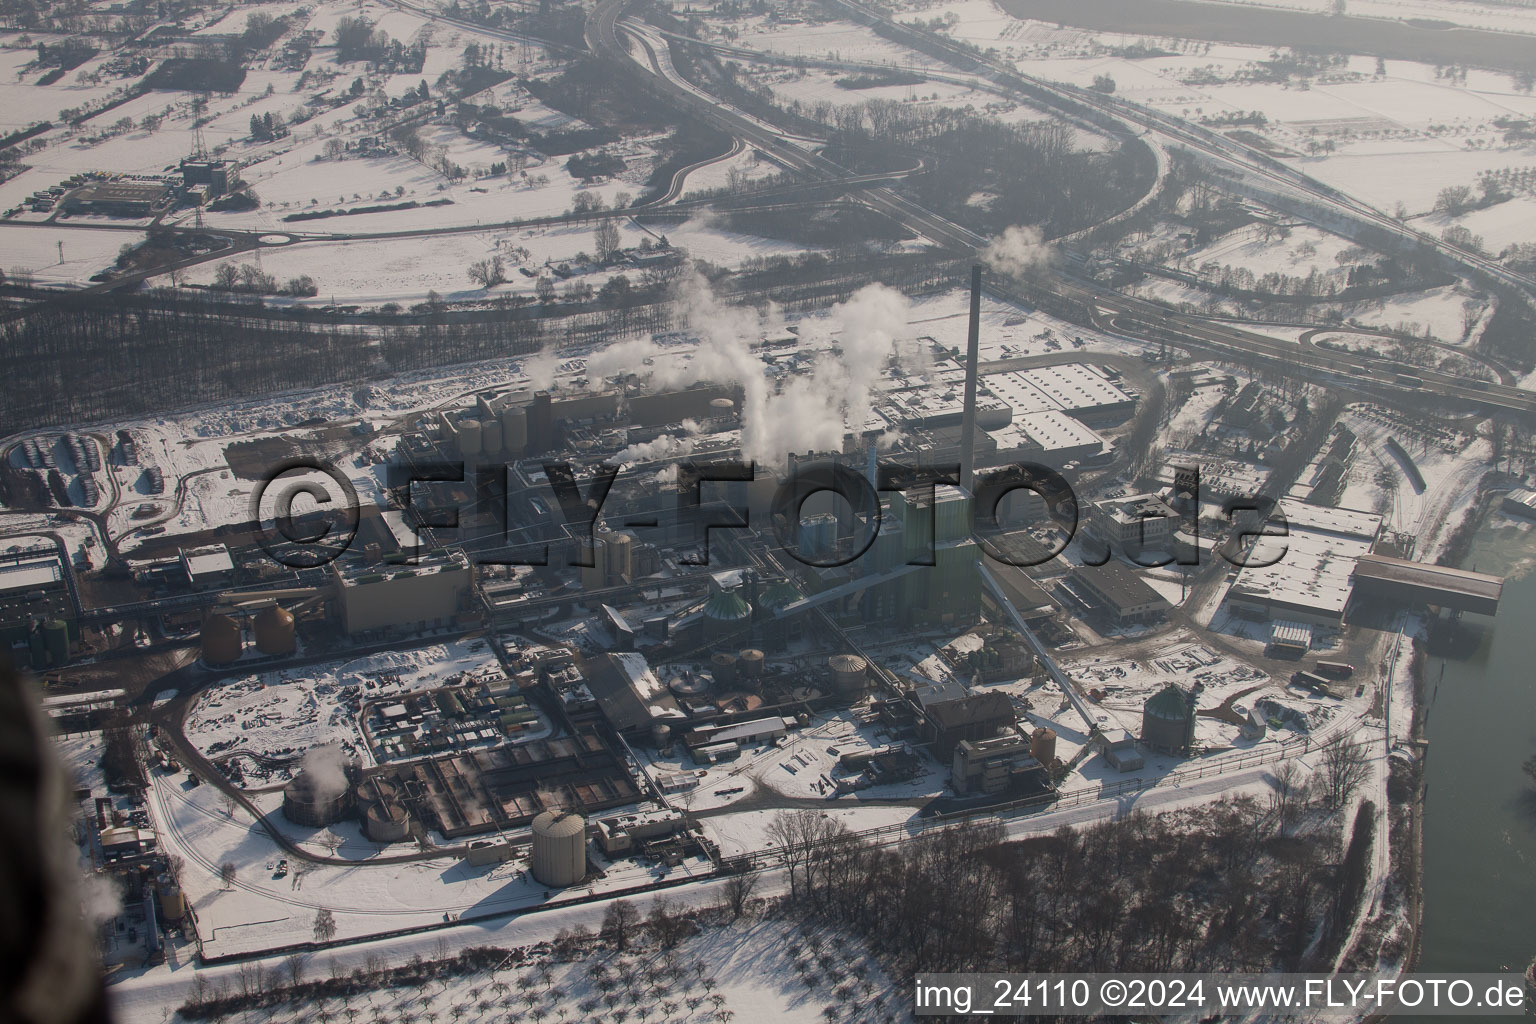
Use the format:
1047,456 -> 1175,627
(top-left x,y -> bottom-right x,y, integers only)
1223,502 -> 1383,627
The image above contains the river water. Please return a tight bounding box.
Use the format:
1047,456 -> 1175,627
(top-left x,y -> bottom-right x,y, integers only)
1412,520 -> 1536,1002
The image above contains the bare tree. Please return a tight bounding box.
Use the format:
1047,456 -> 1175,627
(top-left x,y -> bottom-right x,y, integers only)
720,866 -> 758,920
285,953 -> 306,986
1318,737 -> 1371,810
594,218 -> 621,262
1269,759 -> 1303,834
314,907 -> 337,943
219,861 -> 237,889
602,899 -> 639,951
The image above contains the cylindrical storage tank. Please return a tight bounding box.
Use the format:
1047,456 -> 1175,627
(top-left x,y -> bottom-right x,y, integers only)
829,654 -> 868,696
457,417 -> 483,457
27,625 -> 47,670
606,531 -> 633,584
530,809 -> 587,887
668,671 -> 710,698
282,769 -> 355,827
158,882 -> 186,922
711,651 -> 737,687
737,648 -> 765,680
1140,684 -> 1196,755
709,397 -> 734,413
1029,727 -> 1057,765
253,604 -> 296,657
482,417 -> 503,455
43,618 -> 70,666
579,538 -> 607,591
501,407 -> 527,454
652,722 -> 673,753
200,613 -> 242,665
363,799 -> 411,843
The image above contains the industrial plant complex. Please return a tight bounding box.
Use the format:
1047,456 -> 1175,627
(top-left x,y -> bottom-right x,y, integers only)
4,0 -> 1533,1015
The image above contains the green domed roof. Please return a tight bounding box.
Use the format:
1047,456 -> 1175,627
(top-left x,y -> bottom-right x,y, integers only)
1145,683 -> 1193,720
703,587 -> 752,621
757,580 -> 802,609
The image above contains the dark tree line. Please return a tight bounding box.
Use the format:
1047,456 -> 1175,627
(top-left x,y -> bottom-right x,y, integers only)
767,797 -> 1344,977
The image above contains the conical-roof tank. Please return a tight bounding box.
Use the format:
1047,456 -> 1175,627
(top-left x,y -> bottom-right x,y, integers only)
702,585 -> 751,643
200,613 -> 242,665
254,604 -> 295,656
828,654 -> 868,695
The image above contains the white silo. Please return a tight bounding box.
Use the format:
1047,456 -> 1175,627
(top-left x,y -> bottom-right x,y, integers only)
530,809 -> 588,887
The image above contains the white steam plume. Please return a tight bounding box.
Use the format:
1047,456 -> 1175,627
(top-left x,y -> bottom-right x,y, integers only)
614,434 -> 696,465
581,273 -> 918,469
523,348 -> 560,391
301,743 -> 348,804
984,225 -> 1050,278
80,873 -> 122,930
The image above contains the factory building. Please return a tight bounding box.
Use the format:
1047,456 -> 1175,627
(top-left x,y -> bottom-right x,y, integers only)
0,551 -> 77,666
1095,728 -> 1145,772
1069,561 -> 1171,626
870,485 -> 980,626
951,731 -> 1050,796
593,808 -> 694,857
1087,493 -> 1180,552
685,716 -> 794,763
61,180 -> 173,217
180,158 -> 235,198
920,691 -> 1015,759
333,550 -> 472,636
180,543 -> 235,588
1224,502 -> 1382,627
981,364 -> 1135,424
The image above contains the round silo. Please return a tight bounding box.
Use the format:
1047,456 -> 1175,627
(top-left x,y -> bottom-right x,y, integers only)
1029,727 -> 1057,765
606,531 -> 634,584
363,799 -> 411,843
579,537 -> 607,591
457,417 -> 483,458
482,417 -> 503,455
1140,684 -> 1196,755
737,648 -> 765,681
282,769 -> 355,826
253,604 -> 295,657
158,882 -> 186,922
652,722 -> 673,754
43,618 -> 70,666
530,809 -> 587,887
200,613 -> 242,665
828,654 -> 868,696
711,651 -> 738,687
501,407 -> 527,454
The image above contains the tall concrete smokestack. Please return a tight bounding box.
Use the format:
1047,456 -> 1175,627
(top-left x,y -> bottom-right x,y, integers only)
959,264 -> 983,493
